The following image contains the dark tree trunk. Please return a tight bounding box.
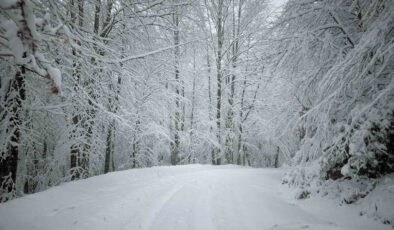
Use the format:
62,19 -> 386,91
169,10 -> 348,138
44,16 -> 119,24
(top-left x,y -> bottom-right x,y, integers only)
104,122 -> 114,173
0,69 -> 25,201
274,147 -> 280,168
214,0 -> 225,165
69,0 -> 88,180
171,3 -> 181,166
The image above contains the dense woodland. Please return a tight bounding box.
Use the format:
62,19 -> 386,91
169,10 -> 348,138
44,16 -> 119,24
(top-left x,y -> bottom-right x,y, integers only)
0,0 -> 393,203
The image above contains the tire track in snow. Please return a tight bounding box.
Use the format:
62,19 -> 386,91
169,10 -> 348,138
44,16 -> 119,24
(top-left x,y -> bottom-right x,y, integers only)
142,183 -> 187,230
146,170 -> 220,230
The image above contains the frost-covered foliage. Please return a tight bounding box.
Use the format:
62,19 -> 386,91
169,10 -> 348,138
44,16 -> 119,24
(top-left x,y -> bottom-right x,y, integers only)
270,0 -> 394,220
0,0 -> 182,201
0,0 -> 274,202
0,0 -> 67,201
273,0 -> 394,181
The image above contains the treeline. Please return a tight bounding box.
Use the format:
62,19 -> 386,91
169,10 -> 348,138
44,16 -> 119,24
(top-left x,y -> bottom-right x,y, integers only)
0,0 -> 275,202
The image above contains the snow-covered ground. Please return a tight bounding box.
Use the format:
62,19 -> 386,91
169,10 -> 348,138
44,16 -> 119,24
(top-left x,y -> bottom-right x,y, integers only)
0,165 -> 391,230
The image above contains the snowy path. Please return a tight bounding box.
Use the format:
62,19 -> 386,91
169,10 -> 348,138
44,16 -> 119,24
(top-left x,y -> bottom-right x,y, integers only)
0,165 -> 390,230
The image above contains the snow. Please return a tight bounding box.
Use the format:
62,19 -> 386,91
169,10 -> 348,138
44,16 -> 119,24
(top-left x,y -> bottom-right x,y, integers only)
2,20 -> 24,64
340,164 -> 350,176
360,174 -> 394,225
0,165 -> 390,230
22,0 -> 40,40
0,0 -> 17,9
47,66 -> 62,93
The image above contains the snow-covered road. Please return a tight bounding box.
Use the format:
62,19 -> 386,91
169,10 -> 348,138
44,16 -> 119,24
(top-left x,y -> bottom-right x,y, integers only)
0,165 -> 390,230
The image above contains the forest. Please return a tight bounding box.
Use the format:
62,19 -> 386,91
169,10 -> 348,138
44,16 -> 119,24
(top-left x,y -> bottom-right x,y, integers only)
0,0 -> 393,229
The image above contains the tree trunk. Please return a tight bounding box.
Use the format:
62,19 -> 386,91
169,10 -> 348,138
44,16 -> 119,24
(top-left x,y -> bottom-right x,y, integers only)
238,75 -> 245,165
70,0 -> 88,180
171,2 -> 181,165
104,121 -> 115,173
274,147 -> 280,168
0,69 -> 25,201
214,0 -> 225,165
190,48 -> 197,132
206,46 -> 216,165
225,0 -> 243,164
104,71 -> 121,173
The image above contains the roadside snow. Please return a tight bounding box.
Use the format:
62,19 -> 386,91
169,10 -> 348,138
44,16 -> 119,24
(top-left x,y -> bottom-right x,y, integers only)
360,174 -> 394,225
0,165 -> 391,230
